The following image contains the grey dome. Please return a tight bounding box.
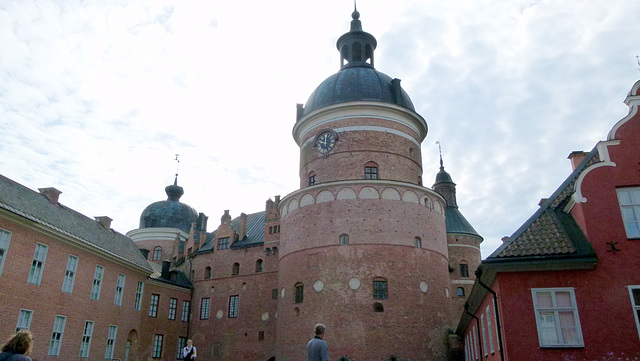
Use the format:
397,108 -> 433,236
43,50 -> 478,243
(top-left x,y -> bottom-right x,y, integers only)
139,182 -> 198,234
303,63 -> 415,116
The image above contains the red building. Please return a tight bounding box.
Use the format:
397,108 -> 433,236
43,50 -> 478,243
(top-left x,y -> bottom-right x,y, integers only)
458,79 -> 640,360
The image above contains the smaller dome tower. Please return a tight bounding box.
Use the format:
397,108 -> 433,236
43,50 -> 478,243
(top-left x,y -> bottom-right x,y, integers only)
139,177 -> 198,234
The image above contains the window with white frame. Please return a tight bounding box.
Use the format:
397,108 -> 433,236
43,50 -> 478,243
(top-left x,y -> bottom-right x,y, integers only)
181,300 -> 190,322
153,334 -> 163,358
28,243 -> 48,285
153,246 -> 162,261
134,281 -> 144,311
472,325 -> 479,360
628,286 -> 640,341
481,314 -> 488,356
48,315 -> 66,356
229,295 -> 239,318
61,255 -> 78,293
168,298 -> 177,320
486,305 -> 495,354
114,273 -> 125,306
532,288 -> 584,347
104,324 -> 118,359
0,228 -> 11,277
79,320 -> 94,358
617,187 -> 640,238
176,337 -> 187,360
200,298 -> 210,320
149,294 -> 159,317
16,309 -> 33,333
90,265 -> 104,300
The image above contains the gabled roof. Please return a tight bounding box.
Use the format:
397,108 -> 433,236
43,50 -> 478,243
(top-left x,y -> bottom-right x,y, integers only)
484,149 -> 599,264
197,211 -> 266,252
0,174 -> 152,272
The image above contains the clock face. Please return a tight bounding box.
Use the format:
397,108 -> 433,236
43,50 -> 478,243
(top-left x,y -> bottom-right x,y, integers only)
315,131 -> 337,154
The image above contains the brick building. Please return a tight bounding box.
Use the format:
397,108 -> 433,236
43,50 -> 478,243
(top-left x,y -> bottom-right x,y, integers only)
457,80 -> 640,360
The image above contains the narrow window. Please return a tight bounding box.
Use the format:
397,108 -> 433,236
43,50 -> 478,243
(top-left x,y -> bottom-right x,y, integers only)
269,226 -> 273,234
176,337 -> 187,360
153,246 -> 162,261
48,315 -> 66,356
258,331 -> 265,341
373,277 -> 388,299
339,234 -> 349,246
457,287 -> 465,297
487,305 -> 495,354
114,273 -> 126,306
628,286 -> 640,341
204,266 -> 212,279
294,283 -> 304,303
617,187 -> 640,238
218,237 -> 230,250
255,259 -> 263,272
274,225 -> 279,233
481,314 -> 488,356
181,301 -> 191,322
373,302 -> 384,312
532,288 -> 584,347
62,255 -> 79,293
414,237 -> 422,248
79,320 -> 94,358
459,263 -> 469,278
0,228 -> 12,277
28,242 -> 48,285
90,265 -> 104,300
153,334 -> 163,358
309,174 -> 316,186
352,41 -> 362,61
364,166 -> 378,180
200,298 -> 210,320
134,281 -> 144,311
472,325 -> 479,360
16,309 -> 33,333
229,295 -> 239,318
232,262 -> 240,275
168,298 -> 177,320
104,324 -> 118,359
149,294 -> 159,317
272,289 -> 278,299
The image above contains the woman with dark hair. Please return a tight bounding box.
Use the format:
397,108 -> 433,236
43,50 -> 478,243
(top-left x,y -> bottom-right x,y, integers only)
0,330 -> 33,361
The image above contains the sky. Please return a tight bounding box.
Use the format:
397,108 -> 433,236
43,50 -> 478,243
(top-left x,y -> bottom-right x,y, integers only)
1,0 -> 639,258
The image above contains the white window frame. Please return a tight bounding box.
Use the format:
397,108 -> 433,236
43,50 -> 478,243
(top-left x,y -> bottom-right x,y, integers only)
80,320 -> 94,358
176,336 -> 187,360
16,309 -> 33,333
28,242 -> 48,285
481,314 -> 488,356
134,281 -> 144,311
152,334 -> 163,358
617,187 -> 640,238
531,287 -> 584,348
114,273 -> 125,306
104,324 -> 118,359
472,325 -> 478,360
153,246 -> 162,261
229,295 -> 239,318
90,265 -> 104,300
62,255 -> 78,293
486,305 -> 495,354
200,298 -> 210,320
628,285 -> 640,342
149,294 -> 159,317
168,298 -> 177,320
0,228 -> 11,277
48,315 -> 67,356
181,300 -> 190,322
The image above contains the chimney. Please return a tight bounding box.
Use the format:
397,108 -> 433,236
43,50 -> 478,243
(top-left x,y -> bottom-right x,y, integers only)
239,213 -> 248,240
38,187 -> 62,205
161,260 -> 171,279
538,198 -> 548,207
94,216 -> 112,229
221,210 -> 231,225
296,103 -> 304,122
501,236 -> 510,243
274,195 -> 281,206
567,151 -> 588,171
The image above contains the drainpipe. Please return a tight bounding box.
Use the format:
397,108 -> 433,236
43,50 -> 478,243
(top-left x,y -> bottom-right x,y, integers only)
464,302 -> 484,358
186,255 -> 194,339
475,268 -> 505,361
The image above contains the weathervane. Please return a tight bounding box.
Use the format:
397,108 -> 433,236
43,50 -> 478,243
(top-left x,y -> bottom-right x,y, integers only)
436,140 -> 444,168
174,154 -> 180,180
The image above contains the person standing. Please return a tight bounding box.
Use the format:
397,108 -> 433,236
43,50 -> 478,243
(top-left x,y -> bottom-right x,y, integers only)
183,339 -> 197,361
307,323 -> 329,361
0,330 -> 34,361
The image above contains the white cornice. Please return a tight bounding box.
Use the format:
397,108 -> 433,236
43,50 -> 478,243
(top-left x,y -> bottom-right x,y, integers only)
572,140 -> 620,204
608,80 -> 640,140
127,227 -> 189,242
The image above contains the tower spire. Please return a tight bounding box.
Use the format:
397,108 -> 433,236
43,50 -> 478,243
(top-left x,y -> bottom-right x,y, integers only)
174,154 -> 180,185
336,5 -> 377,68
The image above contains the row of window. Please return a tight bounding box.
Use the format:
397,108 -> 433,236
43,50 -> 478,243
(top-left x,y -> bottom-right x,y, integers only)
203,259 -> 264,279
308,166 -> 379,186
200,295 -> 240,319
268,225 -> 280,234
148,294 -> 191,322
465,303 -> 498,361
15,310 -> 117,358
293,277 -> 388,304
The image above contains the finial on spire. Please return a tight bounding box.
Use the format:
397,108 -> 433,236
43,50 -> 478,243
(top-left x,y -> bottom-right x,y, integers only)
436,141 -> 444,169
636,55 -> 640,72
353,0 -> 359,19
174,154 -> 180,185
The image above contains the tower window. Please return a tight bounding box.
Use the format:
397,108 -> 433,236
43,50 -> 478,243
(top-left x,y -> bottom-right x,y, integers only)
414,237 -> 422,248
152,246 -> 162,261
457,287 -> 465,297
460,263 -> 469,278
373,277 -> 388,299
339,234 -> 349,246
309,175 -> 316,186
204,266 -> 211,279
365,167 -> 378,180
232,262 -> 240,276
255,259 -> 263,273
352,41 -> 362,62
294,283 -> 304,304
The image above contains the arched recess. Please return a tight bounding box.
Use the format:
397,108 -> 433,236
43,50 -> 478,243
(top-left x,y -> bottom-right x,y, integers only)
337,187 -> 357,200
288,199 -> 299,212
381,187 -> 401,200
300,194 -> 315,207
316,190 -> 335,203
125,329 -> 138,361
402,190 -> 419,203
359,187 -> 380,199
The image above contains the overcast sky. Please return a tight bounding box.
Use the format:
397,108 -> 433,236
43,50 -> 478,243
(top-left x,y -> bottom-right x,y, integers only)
1,0 -> 638,258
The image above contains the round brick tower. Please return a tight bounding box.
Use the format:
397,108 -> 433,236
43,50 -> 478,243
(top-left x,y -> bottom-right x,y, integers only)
276,9 -> 454,361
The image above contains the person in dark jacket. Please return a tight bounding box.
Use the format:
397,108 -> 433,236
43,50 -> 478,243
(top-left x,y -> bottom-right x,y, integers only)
307,323 -> 330,361
183,339 -> 197,361
0,330 -> 34,361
